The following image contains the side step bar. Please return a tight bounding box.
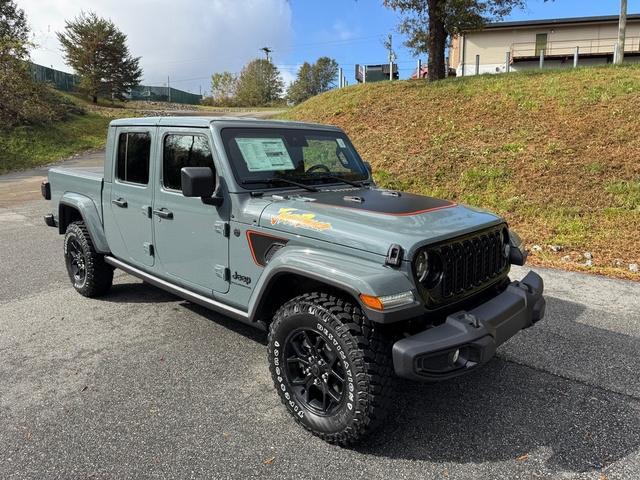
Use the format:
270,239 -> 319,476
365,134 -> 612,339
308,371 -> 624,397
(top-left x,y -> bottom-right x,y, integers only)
104,256 -> 253,325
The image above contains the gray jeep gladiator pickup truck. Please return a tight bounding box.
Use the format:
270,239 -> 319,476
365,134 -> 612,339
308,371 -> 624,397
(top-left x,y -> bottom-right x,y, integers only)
42,116 -> 545,445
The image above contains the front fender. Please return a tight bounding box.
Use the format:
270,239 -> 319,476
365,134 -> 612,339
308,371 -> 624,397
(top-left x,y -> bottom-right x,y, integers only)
247,246 -> 424,324
59,192 -> 110,253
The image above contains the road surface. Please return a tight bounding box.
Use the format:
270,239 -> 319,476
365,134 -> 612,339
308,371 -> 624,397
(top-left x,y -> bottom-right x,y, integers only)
0,151 -> 638,479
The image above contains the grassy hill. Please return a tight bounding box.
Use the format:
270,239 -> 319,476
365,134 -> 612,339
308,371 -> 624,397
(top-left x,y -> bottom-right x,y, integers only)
0,90 -> 114,174
0,113 -> 111,174
283,65 -> 640,279
0,90 -> 283,175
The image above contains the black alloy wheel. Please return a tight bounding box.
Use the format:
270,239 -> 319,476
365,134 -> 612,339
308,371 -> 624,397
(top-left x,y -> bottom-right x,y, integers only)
283,328 -> 347,416
65,236 -> 87,287
63,221 -> 113,297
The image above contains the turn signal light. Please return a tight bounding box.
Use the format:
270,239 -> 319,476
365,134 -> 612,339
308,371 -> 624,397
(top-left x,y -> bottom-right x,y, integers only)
359,291 -> 415,311
359,294 -> 384,311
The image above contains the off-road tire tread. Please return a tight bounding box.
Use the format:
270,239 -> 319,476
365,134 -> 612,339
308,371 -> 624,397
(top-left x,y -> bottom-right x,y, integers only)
65,221 -> 113,297
268,291 -> 394,446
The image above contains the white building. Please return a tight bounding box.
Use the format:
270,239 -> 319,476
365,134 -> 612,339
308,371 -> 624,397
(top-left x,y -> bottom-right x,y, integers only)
450,14 -> 640,76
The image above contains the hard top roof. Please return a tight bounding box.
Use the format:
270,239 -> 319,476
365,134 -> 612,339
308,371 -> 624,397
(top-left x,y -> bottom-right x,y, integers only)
108,116 -> 340,130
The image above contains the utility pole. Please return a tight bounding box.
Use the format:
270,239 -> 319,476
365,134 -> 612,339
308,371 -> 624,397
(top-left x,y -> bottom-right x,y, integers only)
614,0 -> 628,64
387,34 -> 395,81
260,47 -> 273,105
260,47 -> 272,62
167,76 -> 171,102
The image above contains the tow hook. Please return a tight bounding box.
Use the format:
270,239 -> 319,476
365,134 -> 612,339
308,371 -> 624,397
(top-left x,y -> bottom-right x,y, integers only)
462,313 -> 480,328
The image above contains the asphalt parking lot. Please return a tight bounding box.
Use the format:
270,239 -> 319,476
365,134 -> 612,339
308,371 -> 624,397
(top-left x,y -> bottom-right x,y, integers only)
1,158 -> 639,479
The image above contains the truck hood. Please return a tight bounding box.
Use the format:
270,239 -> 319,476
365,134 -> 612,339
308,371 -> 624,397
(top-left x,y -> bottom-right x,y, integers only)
258,187 -> 504,258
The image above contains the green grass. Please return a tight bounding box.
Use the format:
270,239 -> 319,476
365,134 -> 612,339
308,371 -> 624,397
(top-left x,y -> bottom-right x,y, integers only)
61,92 -> 127,109
0,113 -> 110,174
606,179 -> 640,209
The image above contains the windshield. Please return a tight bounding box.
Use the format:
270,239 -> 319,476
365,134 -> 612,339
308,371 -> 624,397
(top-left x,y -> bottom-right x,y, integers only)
221,127 -> 369,189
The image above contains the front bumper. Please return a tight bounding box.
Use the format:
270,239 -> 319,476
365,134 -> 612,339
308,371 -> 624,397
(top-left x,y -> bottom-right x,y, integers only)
392,271 -> 545,381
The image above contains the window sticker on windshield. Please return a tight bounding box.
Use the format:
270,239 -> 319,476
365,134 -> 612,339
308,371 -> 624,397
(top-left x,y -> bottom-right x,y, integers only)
235,138 -> 295,172
336,138 -> 346,148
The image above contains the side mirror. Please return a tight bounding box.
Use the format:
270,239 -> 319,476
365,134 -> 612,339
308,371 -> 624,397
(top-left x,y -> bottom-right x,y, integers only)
181,167 -> 223,206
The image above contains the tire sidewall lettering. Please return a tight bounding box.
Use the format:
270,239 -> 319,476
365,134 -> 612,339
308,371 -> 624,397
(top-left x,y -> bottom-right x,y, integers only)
270,306 -> 358,424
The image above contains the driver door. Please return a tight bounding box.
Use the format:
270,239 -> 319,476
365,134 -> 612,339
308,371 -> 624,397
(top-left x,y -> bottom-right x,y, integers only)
152,128 -> 229,294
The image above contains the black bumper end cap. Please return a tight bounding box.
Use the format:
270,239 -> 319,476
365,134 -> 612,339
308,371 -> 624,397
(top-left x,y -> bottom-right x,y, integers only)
519,271 -> 545,324
41,181 -> 51,200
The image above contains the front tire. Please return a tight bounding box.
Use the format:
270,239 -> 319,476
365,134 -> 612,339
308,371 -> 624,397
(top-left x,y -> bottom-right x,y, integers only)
267,292 -> 394,445
63,221 -> 113,297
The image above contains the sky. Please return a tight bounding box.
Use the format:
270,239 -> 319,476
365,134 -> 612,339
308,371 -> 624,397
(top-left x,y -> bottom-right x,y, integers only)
20,0 -> 640,95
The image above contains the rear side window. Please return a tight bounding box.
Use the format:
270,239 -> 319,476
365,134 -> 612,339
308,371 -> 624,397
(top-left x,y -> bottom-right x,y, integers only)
163,134 -> 214,191
116,132 -> 151,184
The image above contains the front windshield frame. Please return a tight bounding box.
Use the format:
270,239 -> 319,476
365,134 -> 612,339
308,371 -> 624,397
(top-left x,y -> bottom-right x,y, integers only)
220,127 -> 370,190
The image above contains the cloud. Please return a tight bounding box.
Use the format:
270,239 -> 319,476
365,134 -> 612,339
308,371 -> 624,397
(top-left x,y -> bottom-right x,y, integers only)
331,20 -> 359,41
20,0 -> 293,94
277,64 -> 299,89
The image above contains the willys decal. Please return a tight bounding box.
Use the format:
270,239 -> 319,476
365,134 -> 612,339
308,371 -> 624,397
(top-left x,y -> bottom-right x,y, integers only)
270,208 -> 332,231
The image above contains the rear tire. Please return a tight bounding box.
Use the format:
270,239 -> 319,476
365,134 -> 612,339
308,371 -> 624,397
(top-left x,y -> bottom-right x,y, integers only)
63,221 -> 113,297
267,292 -> 394,445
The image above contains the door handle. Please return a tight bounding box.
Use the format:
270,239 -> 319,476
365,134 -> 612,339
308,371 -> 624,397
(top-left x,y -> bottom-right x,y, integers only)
112,198 -> 128,208
153,208 -> 173,220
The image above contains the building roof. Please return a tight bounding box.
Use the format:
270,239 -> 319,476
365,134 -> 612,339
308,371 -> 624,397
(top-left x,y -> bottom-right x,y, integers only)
483,13 -> 640,30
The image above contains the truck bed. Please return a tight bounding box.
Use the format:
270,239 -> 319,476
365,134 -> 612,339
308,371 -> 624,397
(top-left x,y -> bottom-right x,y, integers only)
48,166 -> 105,224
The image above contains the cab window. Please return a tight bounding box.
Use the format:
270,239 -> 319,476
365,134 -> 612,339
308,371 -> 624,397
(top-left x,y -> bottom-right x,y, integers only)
163,134 -> 214,191
116,132 -> 151,185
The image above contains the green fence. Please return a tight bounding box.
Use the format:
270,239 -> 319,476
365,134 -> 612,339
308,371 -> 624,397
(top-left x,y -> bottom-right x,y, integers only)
30,63 -> 79,92
127,85 -> 202,105
29,63 -> 202,105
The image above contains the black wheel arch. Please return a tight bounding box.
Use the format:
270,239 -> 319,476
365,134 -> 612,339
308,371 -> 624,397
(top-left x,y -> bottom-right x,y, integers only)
250,269 -> 361,326
58,201 -> 110,254
58,202 -> 84,235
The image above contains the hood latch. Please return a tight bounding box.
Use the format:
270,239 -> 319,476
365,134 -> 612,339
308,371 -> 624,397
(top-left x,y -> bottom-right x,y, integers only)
385,244 -> 403,267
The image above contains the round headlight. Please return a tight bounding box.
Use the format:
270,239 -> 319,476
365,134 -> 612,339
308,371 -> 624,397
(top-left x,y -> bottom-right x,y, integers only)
414,251 -> 429,283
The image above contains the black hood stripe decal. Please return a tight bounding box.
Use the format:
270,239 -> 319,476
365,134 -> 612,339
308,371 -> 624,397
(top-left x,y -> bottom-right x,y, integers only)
303,189 -> 456,216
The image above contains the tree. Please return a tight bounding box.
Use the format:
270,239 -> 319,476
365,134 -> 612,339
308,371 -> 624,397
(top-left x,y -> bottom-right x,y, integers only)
383,0 -> 532,81
1,0 -> 76,128
210,71 -> 238,106
312,57 -> 339,93
287,56 -> 339,104
57,12 -> 142,103
235,58 -> 284,107
0,0 -> 28,62
287,62 -> 314,104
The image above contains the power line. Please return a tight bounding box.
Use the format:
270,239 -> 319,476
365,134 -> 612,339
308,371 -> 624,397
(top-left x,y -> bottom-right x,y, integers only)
140,34 -> 390,68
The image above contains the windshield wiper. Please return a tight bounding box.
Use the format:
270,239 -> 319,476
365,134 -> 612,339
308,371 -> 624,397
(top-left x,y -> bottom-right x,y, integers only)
307,175 -> 368,188
241,177 -> 318,192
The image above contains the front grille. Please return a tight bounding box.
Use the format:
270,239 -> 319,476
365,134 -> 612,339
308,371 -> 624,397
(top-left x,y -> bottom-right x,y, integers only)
429,227 -> 508,300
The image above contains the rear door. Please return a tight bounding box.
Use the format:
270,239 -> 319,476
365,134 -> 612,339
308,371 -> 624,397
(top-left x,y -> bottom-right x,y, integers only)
108,128 -> 155,267
152,128 -> 230,293
535,33 -> 548,56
